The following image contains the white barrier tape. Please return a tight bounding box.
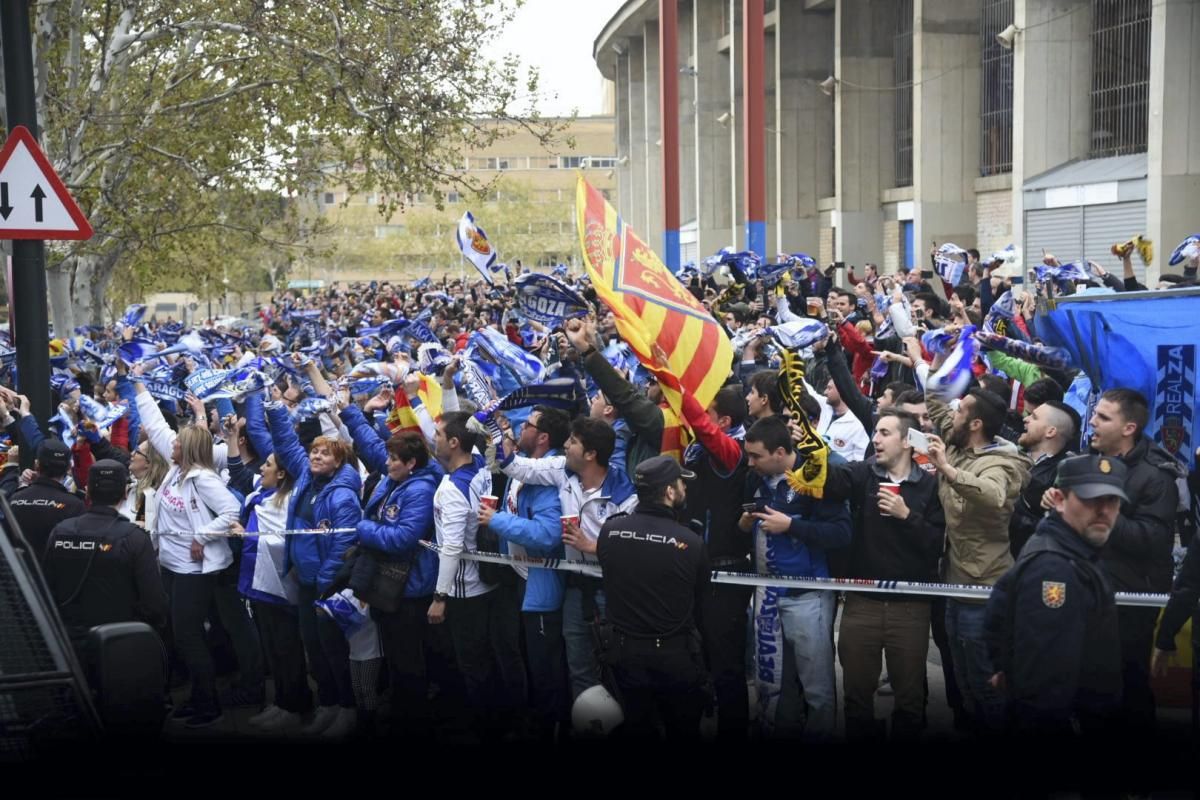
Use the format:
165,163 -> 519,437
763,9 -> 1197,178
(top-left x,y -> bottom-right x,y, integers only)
152,527 -> 354,538
149,532 -> 1171,608
419,541 -> 1170,608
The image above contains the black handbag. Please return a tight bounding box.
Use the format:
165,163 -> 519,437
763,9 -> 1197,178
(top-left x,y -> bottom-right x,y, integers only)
347,546 -> 414,613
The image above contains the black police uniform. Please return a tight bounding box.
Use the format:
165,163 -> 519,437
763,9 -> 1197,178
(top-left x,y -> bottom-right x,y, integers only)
44,505 -> 168,651
596,502 -> 709,739
984,502 -> 1123,733
9,476 -> 86,559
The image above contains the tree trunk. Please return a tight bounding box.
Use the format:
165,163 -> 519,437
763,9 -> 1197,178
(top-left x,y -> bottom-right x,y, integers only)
47,261 -> 75,335
69,251 -> 117,326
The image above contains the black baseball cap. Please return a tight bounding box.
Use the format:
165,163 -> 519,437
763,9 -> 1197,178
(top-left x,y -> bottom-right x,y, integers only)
36,439 -> 71,472
633,455 -> 696,488
1054,454 -> 1129,502
88,459 -> 129,499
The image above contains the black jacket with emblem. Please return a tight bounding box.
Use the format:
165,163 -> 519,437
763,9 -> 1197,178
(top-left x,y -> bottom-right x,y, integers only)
596,504 -> 710,638
1091,436 -> 1184,592
43,506 -> 168,644
983,513 -> 1122,734
8,476 -> 86,559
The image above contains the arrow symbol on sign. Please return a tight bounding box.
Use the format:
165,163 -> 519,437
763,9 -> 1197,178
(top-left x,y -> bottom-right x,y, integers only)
30,184 -> 45,222
0,183 -> 11,220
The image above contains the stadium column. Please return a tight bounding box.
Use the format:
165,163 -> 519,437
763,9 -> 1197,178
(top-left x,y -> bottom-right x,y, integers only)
833,0 -> 896,271
912,0 -> 981,261
1,1 -> 52,464
741,0 -> 765,260
660,0 -> 681,272
1146,0 -> 1200,286
1009,0 -> 1090,275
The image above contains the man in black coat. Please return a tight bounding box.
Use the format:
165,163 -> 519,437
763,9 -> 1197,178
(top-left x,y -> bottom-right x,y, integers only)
1010,400 -> 1078,557
8,439 -> 86,560
985,455 -> 1125,736
1085,389 -> 1184,731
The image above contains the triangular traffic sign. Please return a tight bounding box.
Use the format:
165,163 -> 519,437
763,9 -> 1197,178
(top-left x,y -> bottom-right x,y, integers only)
0,126 -> 92,240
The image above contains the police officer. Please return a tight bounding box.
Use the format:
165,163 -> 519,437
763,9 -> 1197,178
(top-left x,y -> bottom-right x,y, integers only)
567,455 -> 709,740
9,439 -> 85,558
43,460 -> 168,652
984,454 -> 1126,736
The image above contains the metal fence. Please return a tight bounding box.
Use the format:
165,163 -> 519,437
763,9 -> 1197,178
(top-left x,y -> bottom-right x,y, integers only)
980,0 -> 1014,176
894,0 -> 914,188
0,495 -> 99,761
1090,0 -> 1151,158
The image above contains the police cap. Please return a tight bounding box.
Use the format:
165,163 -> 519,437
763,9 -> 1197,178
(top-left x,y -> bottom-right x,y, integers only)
1054,454 -> 1129,502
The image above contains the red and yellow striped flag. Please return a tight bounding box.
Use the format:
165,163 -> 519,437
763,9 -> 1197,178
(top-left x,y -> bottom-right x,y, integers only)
385,375 -> 444,437
576,176 -> 733,459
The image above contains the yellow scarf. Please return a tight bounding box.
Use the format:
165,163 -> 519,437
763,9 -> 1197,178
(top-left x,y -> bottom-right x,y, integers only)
778,348 -> 830,499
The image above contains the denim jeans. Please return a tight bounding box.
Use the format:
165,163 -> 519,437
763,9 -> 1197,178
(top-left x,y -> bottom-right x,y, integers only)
945,598 -> 1006,733
562,582 -> 607,699
776,590 -> 837,740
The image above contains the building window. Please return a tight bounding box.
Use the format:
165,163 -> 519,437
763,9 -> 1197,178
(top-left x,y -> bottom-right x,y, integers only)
894,0 -> 914,188
980,0 -> 1014,175
374,225 -> 405,238
323,192 -> 335,205
559,156 -> 584,169
583,156 -> 617,169
497,158 -> 510,170
446,191 -> 460,204
1090,0 -> 1151,158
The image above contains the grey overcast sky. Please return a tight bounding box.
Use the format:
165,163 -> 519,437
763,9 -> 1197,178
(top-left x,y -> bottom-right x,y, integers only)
484,0 -> 627,117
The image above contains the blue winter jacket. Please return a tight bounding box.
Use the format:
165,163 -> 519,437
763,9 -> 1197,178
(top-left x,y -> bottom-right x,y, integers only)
266,402 -> 362,592
342,403 -> 442,598
488,452 -> 565,613
242,390 -> 275,462
745,451 -> 852,580
358,463 -> 442,598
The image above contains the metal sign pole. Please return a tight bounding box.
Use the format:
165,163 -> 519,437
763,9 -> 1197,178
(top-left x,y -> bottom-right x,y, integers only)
1,1 -> 51,464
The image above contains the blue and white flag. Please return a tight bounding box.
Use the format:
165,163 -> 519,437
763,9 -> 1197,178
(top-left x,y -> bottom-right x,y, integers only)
470,327 -> 545,387
458,359 -> 497,410
472,378 -> 585,422
78,394 -> 128,430
185,368 -> 234,400
417,342 -> 453,375
926,324 -> 977,401
1035,261 -> 1090,283
346,375 -> 391,397
921,328 -> 956,357
145,378 -> 187,403
990,243 -> 1018,266
982,290 -> 1028,342
50,373 -> 81,397
456,211 -> 498,285
934,243 -> 968,285
412,276 -> 432,290
767,318 -> 829,350
514,273 -> 590,327
1168,234 -> 1200,267
120,304 -> 148,330
703,248 -> 761,284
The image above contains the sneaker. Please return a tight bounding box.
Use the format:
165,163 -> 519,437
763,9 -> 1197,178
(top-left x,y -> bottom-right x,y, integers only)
258,710 -> 302,734
184,711 -> 225,729
321,707 -> 357,739
170,704 -> 199,721
301,705 -> 340,735
249,705 -> 284,727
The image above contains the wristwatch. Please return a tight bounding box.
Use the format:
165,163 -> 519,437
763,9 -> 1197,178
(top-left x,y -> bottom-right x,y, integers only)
433,592 -> 449,602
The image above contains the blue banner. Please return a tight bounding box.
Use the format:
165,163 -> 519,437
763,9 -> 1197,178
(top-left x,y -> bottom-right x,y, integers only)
1036,292 -> 1200,470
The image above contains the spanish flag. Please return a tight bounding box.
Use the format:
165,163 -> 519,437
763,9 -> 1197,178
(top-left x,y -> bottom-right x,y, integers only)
385,374 -> 444,437
576,177 -> 733,459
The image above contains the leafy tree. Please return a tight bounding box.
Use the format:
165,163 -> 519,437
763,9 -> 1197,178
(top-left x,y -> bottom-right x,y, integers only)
24,0 -> 562,329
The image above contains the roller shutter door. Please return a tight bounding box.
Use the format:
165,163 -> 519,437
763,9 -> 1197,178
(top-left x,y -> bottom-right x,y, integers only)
1024,207 -> 1083,276
1083,201 -> 1146,284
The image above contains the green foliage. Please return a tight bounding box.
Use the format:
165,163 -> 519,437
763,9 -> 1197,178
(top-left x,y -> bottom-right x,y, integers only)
30,0 -> 565,324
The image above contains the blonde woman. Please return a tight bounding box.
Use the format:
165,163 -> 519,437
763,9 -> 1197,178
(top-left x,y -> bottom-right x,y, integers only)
131,367 -> 240,728
123,441 -> 169,530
